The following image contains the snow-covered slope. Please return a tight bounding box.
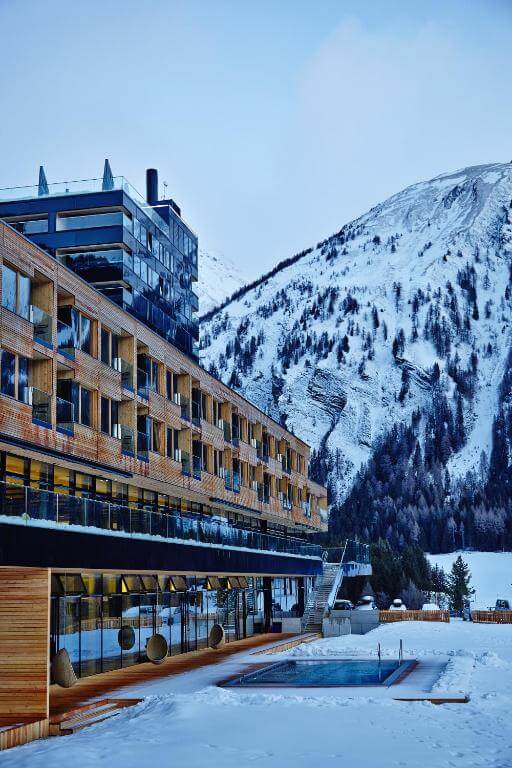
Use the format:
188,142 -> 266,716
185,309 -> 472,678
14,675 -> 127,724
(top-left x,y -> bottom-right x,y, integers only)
201,163 -> 512,502
197,249 -> 245,316
428,551 -> 512,609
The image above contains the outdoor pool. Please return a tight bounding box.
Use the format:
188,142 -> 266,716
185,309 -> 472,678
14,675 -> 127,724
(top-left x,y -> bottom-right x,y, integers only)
223,659 -> 416,688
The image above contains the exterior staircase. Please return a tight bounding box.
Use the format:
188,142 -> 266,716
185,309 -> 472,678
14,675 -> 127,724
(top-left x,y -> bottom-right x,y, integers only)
301,562 -> 342,633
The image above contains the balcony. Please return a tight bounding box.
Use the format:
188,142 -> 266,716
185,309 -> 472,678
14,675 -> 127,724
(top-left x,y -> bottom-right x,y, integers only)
137,430 -> 150,462
191,401 -> 201,426
233,471 -> 241,493
192,455 -> 202,480
120,425 -> 135,456
181,451 -> 191,476
0,480 -> 322,558
136,368 -> 150,400
30,387 -> 52,427
218,419 -> 231,443
31,305 -> 53,347
180,396 -> 190,421
57,319 -> 76,359
224,468 -> 232,491
301,500 -> 311,518
116,358 -> 134,391
56,396 -> 74,434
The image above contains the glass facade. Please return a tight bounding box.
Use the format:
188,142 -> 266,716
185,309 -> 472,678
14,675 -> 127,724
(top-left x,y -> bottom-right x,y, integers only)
0,182 -> 199,359
50,572 -> 272,679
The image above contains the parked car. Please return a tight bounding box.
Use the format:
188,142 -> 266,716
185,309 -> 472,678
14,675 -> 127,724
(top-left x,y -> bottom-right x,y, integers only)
333,599 -> 353,611
389,598 -> 406,611
422,603 -> 440,611
354,595 -> 377,611
493,599 -> 511,611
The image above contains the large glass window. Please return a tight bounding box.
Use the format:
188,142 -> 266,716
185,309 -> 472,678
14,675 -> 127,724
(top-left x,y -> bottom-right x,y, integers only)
79,315 -> 91,355
0,349 -> 16,397
80,387 -> 91,426
17,355 -> 29,403
57,211 -> 130,231
1,264 -> 17,313
6,216 -> 48,235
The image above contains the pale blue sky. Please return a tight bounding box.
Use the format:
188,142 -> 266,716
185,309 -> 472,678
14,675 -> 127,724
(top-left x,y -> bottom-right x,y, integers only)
0,0 -> 511,278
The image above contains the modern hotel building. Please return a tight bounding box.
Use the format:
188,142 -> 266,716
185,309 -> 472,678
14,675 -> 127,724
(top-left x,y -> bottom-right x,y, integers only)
0,166 -> 367,726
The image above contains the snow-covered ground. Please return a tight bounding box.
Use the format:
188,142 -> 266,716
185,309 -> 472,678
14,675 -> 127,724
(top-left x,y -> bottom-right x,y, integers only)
5,621 -> 512,768
428,551 -> 512,609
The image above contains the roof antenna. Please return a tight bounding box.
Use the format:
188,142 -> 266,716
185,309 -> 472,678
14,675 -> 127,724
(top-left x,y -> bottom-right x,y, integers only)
163,181 -> 168,198
102,159 -> 114,191
38,165 -> 49,196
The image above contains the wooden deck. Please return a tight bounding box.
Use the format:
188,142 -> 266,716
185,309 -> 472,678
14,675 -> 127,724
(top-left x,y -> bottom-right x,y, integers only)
50,633 -> 295,716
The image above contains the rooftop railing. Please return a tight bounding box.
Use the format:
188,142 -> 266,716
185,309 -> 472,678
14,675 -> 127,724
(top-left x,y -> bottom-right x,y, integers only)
0,175 -> 197,238
0,481 -> 322,559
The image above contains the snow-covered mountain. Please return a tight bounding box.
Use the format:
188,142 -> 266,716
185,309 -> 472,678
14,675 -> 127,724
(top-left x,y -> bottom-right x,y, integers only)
200,163 -> 512,509
197,249 -> 245,316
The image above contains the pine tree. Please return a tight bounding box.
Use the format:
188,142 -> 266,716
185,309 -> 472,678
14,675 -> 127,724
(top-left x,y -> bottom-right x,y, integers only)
447,555 -> 474,612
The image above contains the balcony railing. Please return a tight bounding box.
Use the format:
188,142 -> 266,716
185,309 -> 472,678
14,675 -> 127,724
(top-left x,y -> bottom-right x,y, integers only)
192,455 -> 202,479
181,451 -> 191,476
0,480 -> 322,558
56,396 -> 74,434
31,305 -> 53,346
118,358 -> 133,391
180,396 -> 190,421
137,430 -> 150,461
57,319 -> 76,358
136,369 -> 150,400
120,425 -> 135,455
31,387 -> 52,427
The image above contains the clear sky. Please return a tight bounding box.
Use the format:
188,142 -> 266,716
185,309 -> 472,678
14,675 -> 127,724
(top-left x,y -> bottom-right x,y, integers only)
0,0 -> 511,279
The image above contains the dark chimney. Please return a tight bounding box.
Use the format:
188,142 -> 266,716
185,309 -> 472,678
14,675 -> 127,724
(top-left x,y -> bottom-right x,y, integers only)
146,168 -> 158,205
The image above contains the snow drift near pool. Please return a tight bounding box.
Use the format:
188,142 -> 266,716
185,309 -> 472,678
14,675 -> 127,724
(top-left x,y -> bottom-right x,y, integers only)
4,622 -> 512,768
427,551 -> 512,609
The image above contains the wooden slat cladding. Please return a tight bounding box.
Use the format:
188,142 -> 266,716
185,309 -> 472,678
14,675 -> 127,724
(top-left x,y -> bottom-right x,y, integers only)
0,567 -> 50,718
0,222 -> 327,530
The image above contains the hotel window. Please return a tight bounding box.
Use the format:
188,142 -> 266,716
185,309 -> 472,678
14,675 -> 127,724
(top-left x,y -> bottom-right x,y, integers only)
79,314 -> 92,355
0,350 -> 27,400
57,210 -> 131,231
4,454 -> 26,486
1,264 -> 30,319
100,396 -> 118,436
4,215 -> 48,235
150,419 -> 163,454
100,327 -> 120,368
29,460 -> 52,491
166,427 -> 180,459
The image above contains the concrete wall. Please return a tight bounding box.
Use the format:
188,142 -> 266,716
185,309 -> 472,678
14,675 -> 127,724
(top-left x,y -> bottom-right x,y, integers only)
322,616 -> 351,638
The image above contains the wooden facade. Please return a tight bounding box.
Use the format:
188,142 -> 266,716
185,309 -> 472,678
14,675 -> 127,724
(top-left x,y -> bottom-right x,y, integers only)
0,567 -> 50,719
0,222 -> 327,533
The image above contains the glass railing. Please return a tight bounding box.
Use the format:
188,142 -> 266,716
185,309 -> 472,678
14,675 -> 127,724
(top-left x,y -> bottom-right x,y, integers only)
137,430 -> 150,461
119,358 -> 133,390
301,501 -> 311,517
120,425 -> 135,455
181,451 -> 191,476
31,388 -> 52,426
31,305 -> 53,346
137,368 -> 150,399
56,397 -> 74,433
192,455 -> 202,479
191,402 -> 201,425
223,421 -> 232,443
180,396 -> 190,421
322,542 -> 371,565
0,481 -> 322,557
57,319 -> 77,358
0,175 -> 197,238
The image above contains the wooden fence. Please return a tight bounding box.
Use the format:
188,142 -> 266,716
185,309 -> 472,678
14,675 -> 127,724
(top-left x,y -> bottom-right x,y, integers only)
472,610 -> 512,624
379,610 -> 450,623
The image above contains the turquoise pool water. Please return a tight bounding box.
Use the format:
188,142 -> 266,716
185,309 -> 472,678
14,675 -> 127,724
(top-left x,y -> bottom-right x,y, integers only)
225,659 -> 415,687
